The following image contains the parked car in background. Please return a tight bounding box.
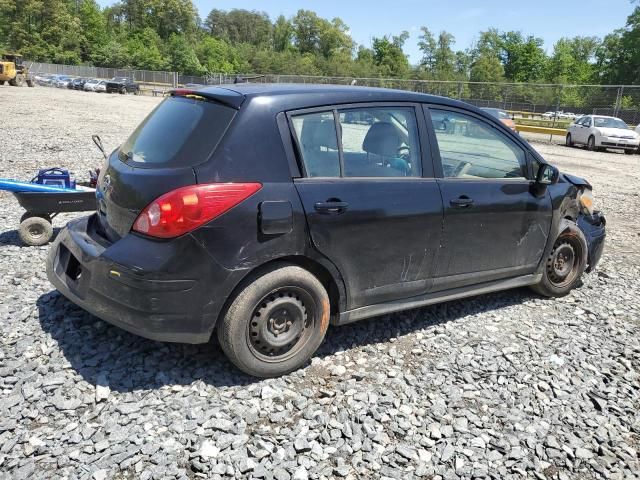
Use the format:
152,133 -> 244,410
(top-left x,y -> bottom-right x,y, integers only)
68,78 -> 87,90
94,80 -> 107,93
38,74 -> 62,87
55,76 -> 73,88
33,73 -> 54,86
542,111 -> 576,120
105,77 -> 140,94
566,115 -> 640,154
83,79 -> 101,92
481,108 -> 517,132
47,84 -> 606,378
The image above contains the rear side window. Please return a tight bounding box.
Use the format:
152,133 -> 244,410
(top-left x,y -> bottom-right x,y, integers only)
291,106 -> 421,178
291,112 -> 340,177
119,96 -> 235,168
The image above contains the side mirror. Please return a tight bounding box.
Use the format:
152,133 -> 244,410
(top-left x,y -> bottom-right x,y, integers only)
536,163 -> 559,186
92,135 -> 107,160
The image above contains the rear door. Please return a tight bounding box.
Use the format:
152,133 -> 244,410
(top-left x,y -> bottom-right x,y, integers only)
425,106 -> 552,291
289,104 -> 443,309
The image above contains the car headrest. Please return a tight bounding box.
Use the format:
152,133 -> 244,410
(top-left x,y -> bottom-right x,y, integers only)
362,122 -> 401,157
300,118 -> 338,151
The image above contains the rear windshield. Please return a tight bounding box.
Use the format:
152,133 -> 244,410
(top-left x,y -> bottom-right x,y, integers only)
119,96 -> 236,168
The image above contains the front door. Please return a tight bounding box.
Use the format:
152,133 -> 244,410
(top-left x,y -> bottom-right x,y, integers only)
289,105 -> 443,309
426,107 -> 553,291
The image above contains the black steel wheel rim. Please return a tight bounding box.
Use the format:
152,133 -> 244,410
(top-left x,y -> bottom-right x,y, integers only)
547,240 -> 579,287
246,287 -> 316,362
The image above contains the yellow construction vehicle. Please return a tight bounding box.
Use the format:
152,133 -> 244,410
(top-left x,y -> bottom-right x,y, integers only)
0,54 -> 34,87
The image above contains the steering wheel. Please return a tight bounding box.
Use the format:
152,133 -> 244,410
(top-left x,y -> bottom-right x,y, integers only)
453,161 -> 472,177
397,145 -> 411,160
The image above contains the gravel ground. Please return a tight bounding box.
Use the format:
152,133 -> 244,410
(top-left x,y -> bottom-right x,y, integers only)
1,86 -> 639,480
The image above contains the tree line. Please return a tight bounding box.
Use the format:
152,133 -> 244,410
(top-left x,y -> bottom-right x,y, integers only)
1,0 -> 639,89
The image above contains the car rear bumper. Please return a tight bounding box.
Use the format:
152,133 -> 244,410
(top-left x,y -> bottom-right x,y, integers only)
46,215 -> 236,344
577,211 -> 606,273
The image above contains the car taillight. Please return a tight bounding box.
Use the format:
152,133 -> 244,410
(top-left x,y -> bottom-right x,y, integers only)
132,183 -> 262,239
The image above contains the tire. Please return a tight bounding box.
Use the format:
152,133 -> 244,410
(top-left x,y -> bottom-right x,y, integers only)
0,80 -> 5,85
624,149 -> 636,155
19,215 -> 53,246
120,86 -> 126,95
587,136 -> 596,152
531,220 -> 588,298
217,263 -> 331,378
565,133 -> 574,148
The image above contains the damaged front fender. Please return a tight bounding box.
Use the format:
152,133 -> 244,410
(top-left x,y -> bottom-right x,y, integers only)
577,211 -> 606,272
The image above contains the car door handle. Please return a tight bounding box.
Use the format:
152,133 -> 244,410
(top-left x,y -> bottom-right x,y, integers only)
450,196 -> 474,208
314,201 -> 349,214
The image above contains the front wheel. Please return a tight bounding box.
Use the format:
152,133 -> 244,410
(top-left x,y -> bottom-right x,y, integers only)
217,264 -> 330,378
587,136 -> 597,151
565,133 -> 574,148
531,220 -> 588,297
624,149 -> 636,155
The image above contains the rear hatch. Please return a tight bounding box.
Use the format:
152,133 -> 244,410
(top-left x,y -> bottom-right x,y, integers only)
96,90 -> 241,241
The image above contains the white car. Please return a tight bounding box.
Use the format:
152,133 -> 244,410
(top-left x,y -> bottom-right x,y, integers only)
85,80 -> 106,93
566,115 -> 640,154
83,79 -> 101,91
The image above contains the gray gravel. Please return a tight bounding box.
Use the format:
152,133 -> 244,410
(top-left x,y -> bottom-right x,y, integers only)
1,86 -> 640,480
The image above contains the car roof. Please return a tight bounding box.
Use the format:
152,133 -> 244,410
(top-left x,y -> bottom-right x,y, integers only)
185,83 -> 475,111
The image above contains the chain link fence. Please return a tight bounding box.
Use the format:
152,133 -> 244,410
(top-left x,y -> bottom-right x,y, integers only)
27,61 -> 640,124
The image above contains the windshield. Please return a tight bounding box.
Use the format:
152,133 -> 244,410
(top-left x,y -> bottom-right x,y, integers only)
119,96 -> 236,168
594,117 -> 628,129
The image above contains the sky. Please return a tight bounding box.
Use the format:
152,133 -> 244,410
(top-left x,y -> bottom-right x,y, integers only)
96,0 -> 636,63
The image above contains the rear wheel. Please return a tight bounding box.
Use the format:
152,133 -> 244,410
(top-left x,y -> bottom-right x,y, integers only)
531,220 -> 588,297
587,136 -> 596,152
217,263 -> 330,378
19,215 -> 53,246
565,133 -> 574,147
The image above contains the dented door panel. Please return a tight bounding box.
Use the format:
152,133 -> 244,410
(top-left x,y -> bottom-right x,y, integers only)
432,179 -> 553,288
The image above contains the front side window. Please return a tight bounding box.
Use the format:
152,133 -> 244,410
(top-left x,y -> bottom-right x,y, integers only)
429,109 -> 526,180
291,106 -> 422,178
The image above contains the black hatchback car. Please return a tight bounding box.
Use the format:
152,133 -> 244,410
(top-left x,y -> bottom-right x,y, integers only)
47,84 -> 606,377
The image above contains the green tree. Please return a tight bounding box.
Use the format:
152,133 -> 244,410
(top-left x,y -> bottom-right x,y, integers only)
196,36 -> 240,73
273,15 -> 293,52
166,33 -> 202,74
291,10 -> 352,58
205,9 -> 272,48
371,32 -> 410,77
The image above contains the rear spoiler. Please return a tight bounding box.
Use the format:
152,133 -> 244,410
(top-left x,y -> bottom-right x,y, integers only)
170,86 -> 245,109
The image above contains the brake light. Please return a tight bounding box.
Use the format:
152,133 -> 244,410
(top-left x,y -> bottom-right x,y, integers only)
132,183 -> 262,239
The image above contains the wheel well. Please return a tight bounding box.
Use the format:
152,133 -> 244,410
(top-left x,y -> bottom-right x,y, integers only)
223,256 -> 344,321
271,256 -> 343,315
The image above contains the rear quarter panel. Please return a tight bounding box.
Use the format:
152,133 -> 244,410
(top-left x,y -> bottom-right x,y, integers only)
192,97 -> 328,289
